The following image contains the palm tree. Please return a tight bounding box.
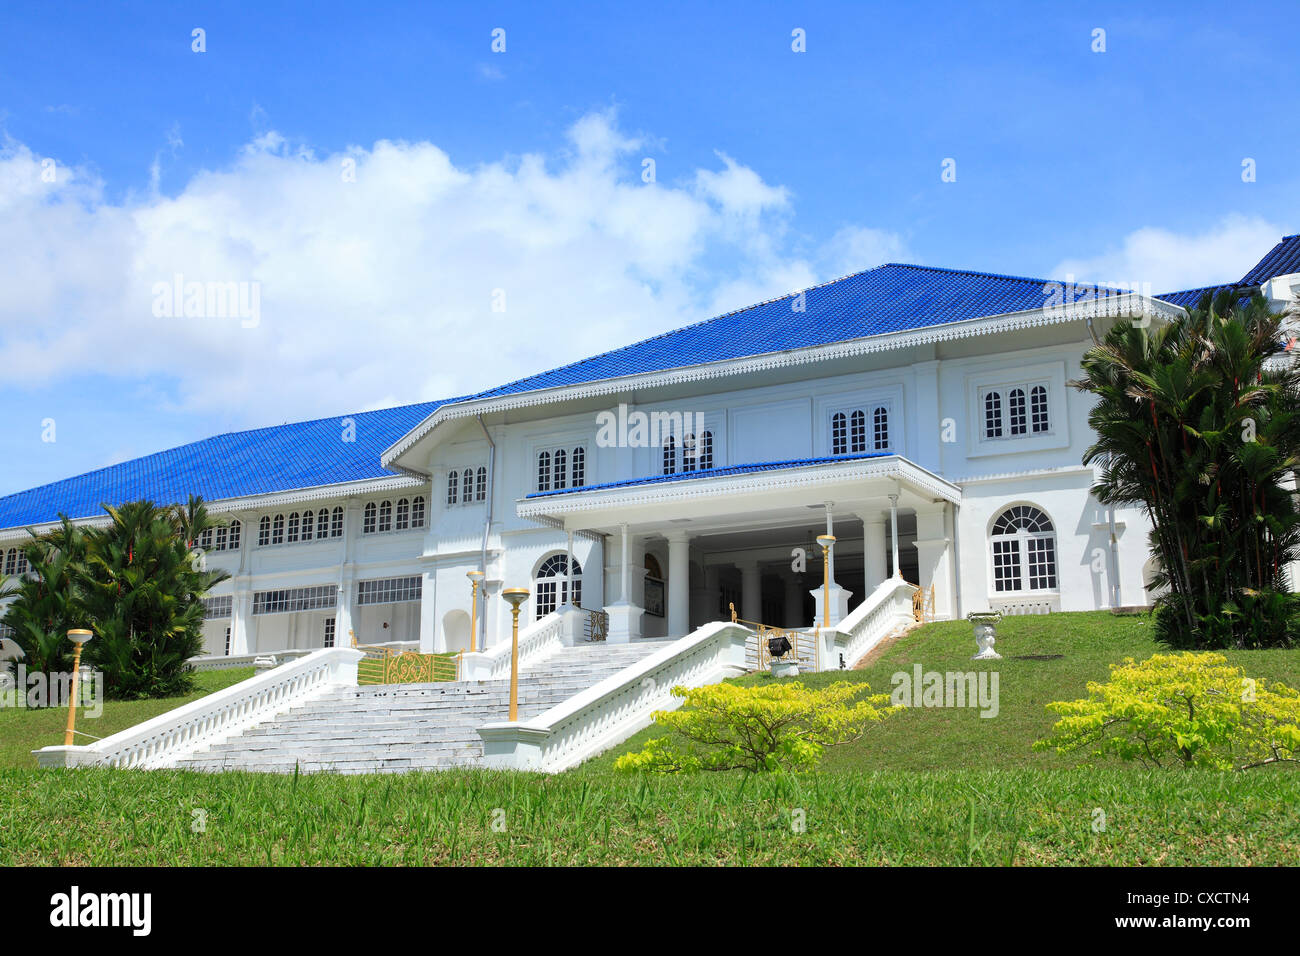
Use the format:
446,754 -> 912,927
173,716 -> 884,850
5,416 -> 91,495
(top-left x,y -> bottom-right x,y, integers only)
1073,289 -> 1300,649
0,499 -> 230,701
79,499 -> 230,699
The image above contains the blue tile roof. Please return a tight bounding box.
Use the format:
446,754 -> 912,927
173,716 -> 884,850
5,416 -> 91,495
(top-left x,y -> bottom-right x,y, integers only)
1156,234 -> 1300,307
525,452 -> 893,499
476,263 -> 1085,399
1239,234 -> 1300,287
0,400 -> 458,531
5,235 -> 1298,534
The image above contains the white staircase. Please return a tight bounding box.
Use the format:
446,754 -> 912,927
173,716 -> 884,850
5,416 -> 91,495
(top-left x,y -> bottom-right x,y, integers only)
174,641 -> 669,774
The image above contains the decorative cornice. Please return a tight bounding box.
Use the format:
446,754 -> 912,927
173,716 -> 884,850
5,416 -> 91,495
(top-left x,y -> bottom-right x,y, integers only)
382,296 -> 1182,472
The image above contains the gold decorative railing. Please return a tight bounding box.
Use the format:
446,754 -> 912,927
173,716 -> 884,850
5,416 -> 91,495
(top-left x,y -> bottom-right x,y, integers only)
912,583 -> 936,623
730,603 -> 820,672
582,606 -> 608,643
352,635 -> 463,685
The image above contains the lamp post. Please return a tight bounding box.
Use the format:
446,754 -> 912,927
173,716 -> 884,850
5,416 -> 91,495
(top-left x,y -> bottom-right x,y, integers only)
63,629 -> 93,746
816,534 -> 836,629
502,588 -> 529,721
467,569 -> 484,652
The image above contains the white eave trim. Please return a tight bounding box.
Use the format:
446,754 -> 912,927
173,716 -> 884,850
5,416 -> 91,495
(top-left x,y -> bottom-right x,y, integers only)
383,294 -> 1184,471
515,455 -> 962,519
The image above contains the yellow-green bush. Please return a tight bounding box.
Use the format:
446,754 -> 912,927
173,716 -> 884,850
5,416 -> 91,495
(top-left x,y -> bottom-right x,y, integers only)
615,680 -> 900,773
1034,652 -> 1300,771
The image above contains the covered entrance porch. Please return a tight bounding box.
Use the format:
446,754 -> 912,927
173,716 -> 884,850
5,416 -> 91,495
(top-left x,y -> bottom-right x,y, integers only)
517,455 -> 962,641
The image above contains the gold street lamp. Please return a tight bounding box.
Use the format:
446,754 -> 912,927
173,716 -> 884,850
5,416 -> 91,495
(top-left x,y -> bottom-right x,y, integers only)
816,534 -> 836,630
502,588 -> 530,721
63,629 -> 93,746
467,569 -> 484,653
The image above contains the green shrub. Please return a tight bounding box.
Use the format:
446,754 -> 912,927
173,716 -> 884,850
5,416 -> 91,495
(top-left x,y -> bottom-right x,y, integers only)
1034,652 -> 1300,771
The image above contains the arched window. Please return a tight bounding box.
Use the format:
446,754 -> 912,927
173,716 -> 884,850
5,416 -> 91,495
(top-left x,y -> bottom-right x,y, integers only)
271,514 -> 285,545
411,496 -> 425,528
378,500 -> 392,533
571,447 -> 586,487
15,550 -> 28,574
316,510 -> 329,539
215,525 -> 227,551
553,449 -> 566,490
698,431 -> 714,470
228,520 -> 241,550
682,434 -> 698,473
331,507 -> 344,537
475,467 -> 487,502
872,406 -> 889,450
461,470 -> 473,504
1031,385 -> 1050,433
535,553 -> 582,619
395,498 -> 409,531
199,529 -> 213,550
4,549 -> 15,575
850,409 -> 867,453
258,516 -> 270,547
1008,388 -> 1027,436
538,452 -> 551,492
831,412 -> 847,455
984,391 -> 1004,439
990,505 -> 1057,592
447,470 -> 459,506
301,510 -> 314,542
663,436 -> 676,475
363,502 -> 377,534
287,512 -> 299,544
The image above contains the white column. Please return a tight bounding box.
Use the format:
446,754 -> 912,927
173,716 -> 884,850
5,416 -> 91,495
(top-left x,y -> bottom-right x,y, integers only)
230,582 -> 253,655
912,504 -> 954,620
565,531 -> 576,608
888,494 -> 901,579
823,501 -> 836,587
667,532 -> 691,638
739,559 -> 762,623
861,514 -> 888,596
605,523 -> 643,643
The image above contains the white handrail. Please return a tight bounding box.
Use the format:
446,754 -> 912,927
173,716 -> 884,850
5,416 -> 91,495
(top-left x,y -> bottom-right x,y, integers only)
461,611 -> 564,681
822,577 -> 918,669
478,621 -> 751,772
34,647 -> 363,769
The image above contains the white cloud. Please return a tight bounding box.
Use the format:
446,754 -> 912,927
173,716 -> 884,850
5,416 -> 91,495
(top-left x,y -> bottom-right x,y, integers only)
1051,216 -> 1283,293
0,112 -> 906,427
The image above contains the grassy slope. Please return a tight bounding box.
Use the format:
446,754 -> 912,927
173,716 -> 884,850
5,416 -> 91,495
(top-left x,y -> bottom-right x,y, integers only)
586,611 -> 1300,772
0,668 -> 255,770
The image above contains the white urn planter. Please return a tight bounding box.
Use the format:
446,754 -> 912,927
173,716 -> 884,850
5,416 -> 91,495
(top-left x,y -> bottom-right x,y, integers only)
769,659 -> 800,678
968,611 -> 1003,660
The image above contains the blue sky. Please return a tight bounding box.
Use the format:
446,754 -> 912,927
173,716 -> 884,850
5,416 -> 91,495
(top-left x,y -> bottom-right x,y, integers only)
1,0 -> 1297,497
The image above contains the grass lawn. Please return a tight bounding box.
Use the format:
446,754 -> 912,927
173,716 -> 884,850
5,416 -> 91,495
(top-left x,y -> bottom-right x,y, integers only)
1,613 -> 1297,866
2,765 -> 1296,865
0,668 -> 255,771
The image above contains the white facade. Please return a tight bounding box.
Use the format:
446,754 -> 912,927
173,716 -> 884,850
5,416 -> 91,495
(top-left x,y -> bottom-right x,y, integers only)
7,271 -> 1299,659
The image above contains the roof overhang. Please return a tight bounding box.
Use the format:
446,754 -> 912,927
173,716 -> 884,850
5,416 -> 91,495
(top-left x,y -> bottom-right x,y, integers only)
515,455 -> 961,536
383,293 -> 1184,476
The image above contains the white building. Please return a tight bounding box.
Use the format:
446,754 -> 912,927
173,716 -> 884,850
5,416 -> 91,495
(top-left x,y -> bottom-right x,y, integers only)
4,235 -> 1299,660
